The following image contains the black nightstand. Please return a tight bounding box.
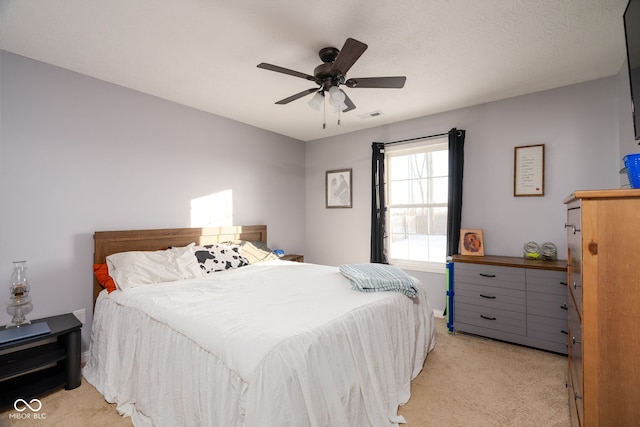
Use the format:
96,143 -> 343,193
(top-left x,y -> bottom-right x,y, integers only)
0,313 -> 82,410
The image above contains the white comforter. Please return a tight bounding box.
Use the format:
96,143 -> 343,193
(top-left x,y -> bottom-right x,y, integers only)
83,260 -> 435,427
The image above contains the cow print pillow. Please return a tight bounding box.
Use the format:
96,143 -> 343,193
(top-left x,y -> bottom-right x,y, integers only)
194,244 -> 249,273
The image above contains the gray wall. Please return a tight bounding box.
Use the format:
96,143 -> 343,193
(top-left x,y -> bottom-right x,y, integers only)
0,51 -> 306,349
306,75 -> 623,312
1,48 -> 635,342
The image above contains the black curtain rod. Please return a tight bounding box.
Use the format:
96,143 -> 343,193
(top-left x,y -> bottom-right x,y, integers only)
376,131 -> 449,146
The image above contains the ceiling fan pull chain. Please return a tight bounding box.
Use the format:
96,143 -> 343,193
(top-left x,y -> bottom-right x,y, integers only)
323,95 -> 326,129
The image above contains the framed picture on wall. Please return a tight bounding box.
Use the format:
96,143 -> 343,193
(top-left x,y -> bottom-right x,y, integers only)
326,169 -> 352,208
460,229 -> 485,256
514,144 -> 545,196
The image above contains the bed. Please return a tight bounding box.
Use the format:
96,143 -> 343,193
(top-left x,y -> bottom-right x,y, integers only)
83,225 -> 436,427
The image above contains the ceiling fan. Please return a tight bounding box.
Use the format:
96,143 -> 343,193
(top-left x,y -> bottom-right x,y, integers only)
257,38 -> 406,113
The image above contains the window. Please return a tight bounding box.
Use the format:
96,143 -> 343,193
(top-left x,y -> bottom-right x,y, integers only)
386,138 -> 448,272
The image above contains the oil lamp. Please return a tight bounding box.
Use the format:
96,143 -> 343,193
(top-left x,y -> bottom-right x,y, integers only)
6,261 -> 33,328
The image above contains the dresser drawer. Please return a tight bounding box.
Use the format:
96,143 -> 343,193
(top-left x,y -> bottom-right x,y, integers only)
455,266 -> 527,336
527,314 -> 568,344
566,205 -> 583,317
455,263 -> 525,291
455,301 -> 526,335
568,276 -> 582,319
527,291 -> 568,320
527,269 -> 569,351
526,268 -> 567,294
568,289 -> 583,421
456,282 -> 526,309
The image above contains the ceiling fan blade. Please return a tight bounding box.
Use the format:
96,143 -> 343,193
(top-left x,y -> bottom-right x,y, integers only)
257,63 -> 319,83
341,90 -> 356,112
275,88 -> 318,105
345,76 -> 407,89
331,38 -> 368,75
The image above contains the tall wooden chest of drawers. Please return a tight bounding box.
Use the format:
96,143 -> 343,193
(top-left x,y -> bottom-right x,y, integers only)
452,255 -> 568,354
564,189 -> 640,427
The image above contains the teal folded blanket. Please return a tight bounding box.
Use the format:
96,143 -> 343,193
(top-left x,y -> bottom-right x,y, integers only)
339,263 -> 419,298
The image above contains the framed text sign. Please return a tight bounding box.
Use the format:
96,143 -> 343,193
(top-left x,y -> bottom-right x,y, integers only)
514,144 -> 544,196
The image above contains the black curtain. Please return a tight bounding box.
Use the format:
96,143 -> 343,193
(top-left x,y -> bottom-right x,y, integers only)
370,142 -> 387,263
446,128 -> 465,257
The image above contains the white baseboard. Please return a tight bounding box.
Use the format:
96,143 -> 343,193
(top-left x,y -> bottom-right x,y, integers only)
433,309 -> 445,318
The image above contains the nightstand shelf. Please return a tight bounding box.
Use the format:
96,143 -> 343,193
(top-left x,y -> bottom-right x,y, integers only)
0,313 -> 82,410
0,342 -> 67,380
0,368 -> 66,408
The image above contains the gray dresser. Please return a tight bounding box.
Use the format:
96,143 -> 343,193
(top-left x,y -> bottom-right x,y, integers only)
452,255 -> 568,354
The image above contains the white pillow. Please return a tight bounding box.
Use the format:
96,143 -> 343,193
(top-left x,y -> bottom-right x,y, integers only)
107,244 -> 203,290
170,244 -> 205,278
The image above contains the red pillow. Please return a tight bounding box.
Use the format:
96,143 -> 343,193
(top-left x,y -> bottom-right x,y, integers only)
93,263 -> 117,293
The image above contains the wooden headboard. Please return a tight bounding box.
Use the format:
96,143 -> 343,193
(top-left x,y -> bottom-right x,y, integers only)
93,225 -> 268,306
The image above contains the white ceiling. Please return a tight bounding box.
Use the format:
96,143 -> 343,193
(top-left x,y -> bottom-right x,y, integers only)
0,0 -> 629,141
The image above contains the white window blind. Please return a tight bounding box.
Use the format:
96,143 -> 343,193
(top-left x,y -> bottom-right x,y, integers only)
386,138 -> 448,273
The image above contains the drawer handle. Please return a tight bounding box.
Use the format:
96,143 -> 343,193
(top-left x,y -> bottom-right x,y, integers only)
480,294 -> 496,299
560,281 -> 568,286
564,223 -> 581,234
561,330 -> 568,335
574,393 -> 583,400
479,273 -> 496,278
480,315 -> 496,321
573,282 -> 581,289
572,337 -> 581,345
561,303 -> 568,310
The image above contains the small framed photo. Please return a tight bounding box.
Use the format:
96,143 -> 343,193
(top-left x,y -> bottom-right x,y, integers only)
460,229 -> 485,256
326,169 -> 352,208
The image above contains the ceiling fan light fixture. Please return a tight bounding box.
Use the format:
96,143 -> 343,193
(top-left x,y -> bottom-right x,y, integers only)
328,86 -> 345,107
307,91 -> 324,111
332,102 -> 348,113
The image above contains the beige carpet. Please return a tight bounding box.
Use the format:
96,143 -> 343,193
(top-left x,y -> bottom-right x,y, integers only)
1,318 -> 569,426
398,318 -> 570,426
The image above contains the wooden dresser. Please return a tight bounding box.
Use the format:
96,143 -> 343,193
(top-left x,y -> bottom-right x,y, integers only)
452,254 -> 568,354
564,189 -> 640,427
